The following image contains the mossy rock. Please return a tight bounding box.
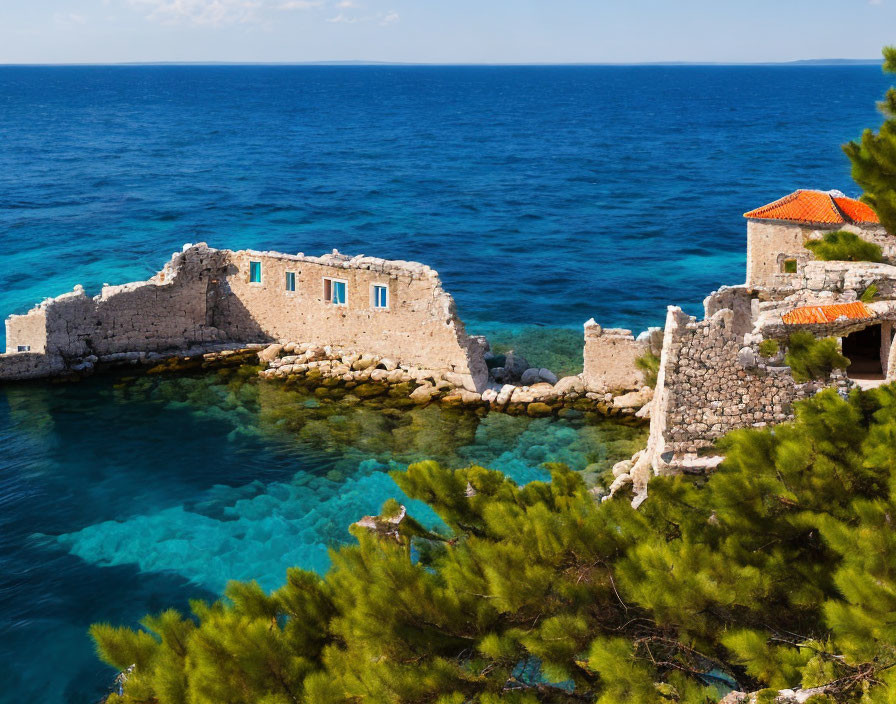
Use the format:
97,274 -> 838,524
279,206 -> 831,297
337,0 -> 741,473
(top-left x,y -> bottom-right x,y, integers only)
526,402 -> 554,417
387,382 -> 416,398
382,396 -> 417,410
573,398 -> 597,411
354,382 -> 388,399
322,376 -> 342,388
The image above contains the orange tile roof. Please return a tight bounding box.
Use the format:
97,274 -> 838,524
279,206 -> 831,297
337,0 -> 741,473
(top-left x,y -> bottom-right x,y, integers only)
781,301 -> 873,326
832,196 -> 880,225
744,190 -> 880,226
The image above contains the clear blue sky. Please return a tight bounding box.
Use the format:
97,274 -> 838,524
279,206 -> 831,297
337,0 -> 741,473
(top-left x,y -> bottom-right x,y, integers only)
1,0 -> 894,64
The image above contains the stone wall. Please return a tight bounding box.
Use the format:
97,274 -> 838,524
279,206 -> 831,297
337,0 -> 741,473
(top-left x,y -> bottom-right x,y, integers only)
582,319 -> 656,392
746,220 -> 893,289
217,249 -> 488,389
0,244 -> 488,387
0,351 -> 65,381
636,287 -> 832,482
0,244 -> 231,380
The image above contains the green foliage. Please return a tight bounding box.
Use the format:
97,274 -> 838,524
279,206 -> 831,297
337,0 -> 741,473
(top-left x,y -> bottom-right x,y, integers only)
635,350 -> 661,388
805,231 -> 883,263
843,46 -> 896,235
758,338 -> 780,358
785,331 -> 850,383
861,283 -> 879,303
783,258 -> 798,274
93,385 -> 896,703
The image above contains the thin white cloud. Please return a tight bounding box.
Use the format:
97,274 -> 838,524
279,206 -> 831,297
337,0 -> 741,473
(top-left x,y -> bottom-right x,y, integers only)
279,0 -> 325,9
325,11 -> 358,23
53,12 -> 87,25
122,0 -> 393,27
326,7 -> 398,25
129,0 -> 263,26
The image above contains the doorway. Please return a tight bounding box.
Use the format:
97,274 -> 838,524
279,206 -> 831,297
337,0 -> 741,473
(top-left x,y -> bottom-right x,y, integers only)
842,325 -> 884,380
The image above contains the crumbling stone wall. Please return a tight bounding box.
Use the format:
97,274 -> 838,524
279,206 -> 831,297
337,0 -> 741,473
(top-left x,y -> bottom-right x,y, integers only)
215,249 -> 488,388
1,244 -> 231,377
644,287 -> 826,474
1,244 -> 488,386
582,319 -> 658,392
5,308 -> 48,354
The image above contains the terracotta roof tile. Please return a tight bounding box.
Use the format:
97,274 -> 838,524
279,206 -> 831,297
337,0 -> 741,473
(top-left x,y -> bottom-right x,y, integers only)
832,196 -> 880,224
744,190 -> 880,226
781,301 -> 873,326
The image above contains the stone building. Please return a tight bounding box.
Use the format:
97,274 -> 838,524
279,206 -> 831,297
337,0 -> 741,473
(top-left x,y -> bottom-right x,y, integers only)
622,189 -> 896,500
744,189 -> 891,288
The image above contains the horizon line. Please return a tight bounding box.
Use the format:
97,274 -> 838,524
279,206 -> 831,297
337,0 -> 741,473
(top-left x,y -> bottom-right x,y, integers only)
0,58 -> 885,68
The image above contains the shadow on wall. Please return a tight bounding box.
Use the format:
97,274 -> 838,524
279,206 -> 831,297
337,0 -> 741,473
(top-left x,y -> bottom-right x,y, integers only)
206,267 -> 272,345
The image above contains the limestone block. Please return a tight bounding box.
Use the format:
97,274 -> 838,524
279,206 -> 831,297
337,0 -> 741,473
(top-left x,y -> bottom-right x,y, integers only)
554,375 -> 585,395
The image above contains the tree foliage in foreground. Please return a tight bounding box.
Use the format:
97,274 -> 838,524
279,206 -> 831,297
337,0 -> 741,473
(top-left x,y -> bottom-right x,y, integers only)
785,331 -> 850,383
805,230 -> 883,263
844,46 -> 896,234
93,384 -> 896,703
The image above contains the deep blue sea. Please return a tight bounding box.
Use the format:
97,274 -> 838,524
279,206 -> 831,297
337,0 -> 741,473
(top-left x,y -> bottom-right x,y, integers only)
0,65 -> 892,702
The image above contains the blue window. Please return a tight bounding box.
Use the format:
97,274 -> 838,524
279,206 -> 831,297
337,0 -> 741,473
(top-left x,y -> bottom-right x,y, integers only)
372,284 -> 389,309
324,278 -> 347,306
249,261 -> 262,283
285,271 -> 296,292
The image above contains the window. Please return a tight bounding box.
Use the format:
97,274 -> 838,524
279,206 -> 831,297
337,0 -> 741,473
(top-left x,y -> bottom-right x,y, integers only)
782,259 -> 798,274
323,277 -> 347,306
16,345 -> 30,353
285,271 -> 296,292
372,284 -> 389,309
249,261 -> 262,283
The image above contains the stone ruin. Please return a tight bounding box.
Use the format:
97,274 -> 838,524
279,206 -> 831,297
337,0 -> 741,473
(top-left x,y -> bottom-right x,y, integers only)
0,242 -> 653,419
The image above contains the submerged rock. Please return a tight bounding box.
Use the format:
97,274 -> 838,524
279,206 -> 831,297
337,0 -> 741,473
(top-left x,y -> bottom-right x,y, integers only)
526,402 -> 553,417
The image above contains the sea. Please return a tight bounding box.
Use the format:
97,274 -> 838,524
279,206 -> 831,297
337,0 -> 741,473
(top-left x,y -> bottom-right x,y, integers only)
0,64 -> 891,702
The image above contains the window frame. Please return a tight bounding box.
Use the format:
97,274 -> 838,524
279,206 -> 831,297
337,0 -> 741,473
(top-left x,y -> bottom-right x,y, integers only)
16,345 -> 31,353
323,277 -> 348,307
782,258 -> 798,274
285,270 -> 297,293
371,283 -> 390,310
249,260 -> 263,284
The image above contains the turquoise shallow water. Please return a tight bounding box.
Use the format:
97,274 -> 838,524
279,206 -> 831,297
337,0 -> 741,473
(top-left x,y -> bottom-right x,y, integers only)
0,368 -> 645,702
1,64 -> 894,702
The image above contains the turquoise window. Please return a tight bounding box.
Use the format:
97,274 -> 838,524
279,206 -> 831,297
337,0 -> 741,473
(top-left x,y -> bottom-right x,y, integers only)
249,261 -> 262,283
285,271 -> 296,291
324,278 -> 347,305
332,280 -> 346,305
373,284 -> 388,309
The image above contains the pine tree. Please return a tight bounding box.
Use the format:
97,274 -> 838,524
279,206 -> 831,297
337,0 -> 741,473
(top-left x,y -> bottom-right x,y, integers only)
844,47 -> 896,233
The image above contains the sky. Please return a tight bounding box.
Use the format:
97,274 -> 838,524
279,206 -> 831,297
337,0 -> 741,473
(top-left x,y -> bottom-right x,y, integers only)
1,0 -> 895,65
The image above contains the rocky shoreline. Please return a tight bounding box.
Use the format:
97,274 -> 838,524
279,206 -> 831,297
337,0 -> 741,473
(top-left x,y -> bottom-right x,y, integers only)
21,339 -> 654,424
255,341 -> 653,422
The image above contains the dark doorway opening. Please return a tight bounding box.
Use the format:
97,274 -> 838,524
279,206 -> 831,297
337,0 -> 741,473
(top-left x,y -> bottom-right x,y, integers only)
842,325 -> 884,380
